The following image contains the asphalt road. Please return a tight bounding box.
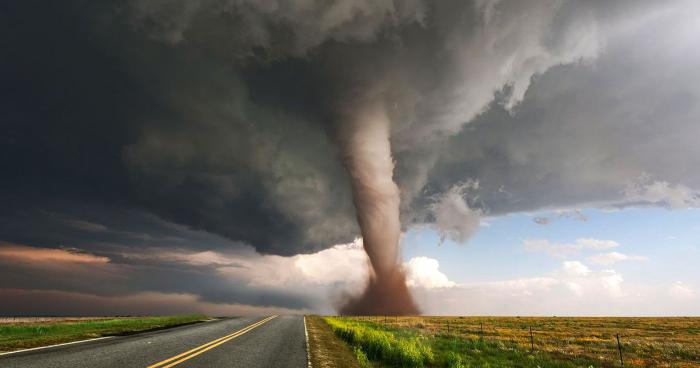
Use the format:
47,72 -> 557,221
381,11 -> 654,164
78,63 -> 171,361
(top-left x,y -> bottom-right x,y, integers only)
0,315 -> 308,368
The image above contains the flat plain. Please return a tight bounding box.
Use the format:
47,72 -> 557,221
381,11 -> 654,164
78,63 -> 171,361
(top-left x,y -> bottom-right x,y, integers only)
0,315 -> 209,352
327,316 -> 700,367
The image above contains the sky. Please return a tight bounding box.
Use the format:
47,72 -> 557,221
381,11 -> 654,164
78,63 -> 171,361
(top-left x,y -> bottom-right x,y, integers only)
1,0 -> 700,316
402,208 -> 700,315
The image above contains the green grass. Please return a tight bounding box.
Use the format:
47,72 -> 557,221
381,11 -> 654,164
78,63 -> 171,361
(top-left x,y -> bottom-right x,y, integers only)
0,315 -> 209,352
324,317 -> 605,368
325,317 -> 434,367
341,316 -> 700,367
354,346 -> 371,368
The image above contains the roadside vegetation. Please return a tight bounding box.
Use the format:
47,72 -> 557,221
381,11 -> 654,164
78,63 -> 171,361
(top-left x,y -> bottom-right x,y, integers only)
306,315 -> 361,368
0,315 -> 209,352
323,316 -> 700,367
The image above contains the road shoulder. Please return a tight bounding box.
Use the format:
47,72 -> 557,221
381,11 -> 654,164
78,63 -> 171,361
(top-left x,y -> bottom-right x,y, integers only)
305,316 -> 360,368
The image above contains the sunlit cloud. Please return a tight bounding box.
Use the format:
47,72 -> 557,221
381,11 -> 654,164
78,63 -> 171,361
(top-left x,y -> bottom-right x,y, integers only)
404,257 -> 456,289
0,242 -> 110,265
624,175 -> 700,209
669,281 -> 696,300
0,289 -> 304,316
411,261 -> 699,316
587,252 -> 648,265
523,238 -> 619,258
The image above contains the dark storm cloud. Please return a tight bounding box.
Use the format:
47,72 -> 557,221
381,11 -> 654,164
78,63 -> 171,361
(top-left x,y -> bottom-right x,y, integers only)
0,239 -> 315,311
2,0 -> 700,312
1,0 -> 358,255
420,9 -> 700,220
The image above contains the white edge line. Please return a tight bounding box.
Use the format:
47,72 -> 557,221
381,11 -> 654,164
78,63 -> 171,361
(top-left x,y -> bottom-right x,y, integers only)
304,316 -> 312,368
0,336 -> 114,357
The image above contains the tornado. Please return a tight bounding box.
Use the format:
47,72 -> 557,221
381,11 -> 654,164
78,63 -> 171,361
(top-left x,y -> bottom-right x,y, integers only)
337,102 -> 419,315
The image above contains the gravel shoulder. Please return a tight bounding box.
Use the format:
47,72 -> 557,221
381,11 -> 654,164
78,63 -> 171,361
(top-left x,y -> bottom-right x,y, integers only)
306,315 -> 360,368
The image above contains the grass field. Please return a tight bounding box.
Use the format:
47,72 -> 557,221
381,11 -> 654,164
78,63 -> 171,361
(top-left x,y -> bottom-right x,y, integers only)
324,316 -> 700,367
0,315 -> 209,352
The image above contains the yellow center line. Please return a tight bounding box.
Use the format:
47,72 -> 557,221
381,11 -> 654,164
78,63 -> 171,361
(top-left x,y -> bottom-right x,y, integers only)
147,316 -> 277,368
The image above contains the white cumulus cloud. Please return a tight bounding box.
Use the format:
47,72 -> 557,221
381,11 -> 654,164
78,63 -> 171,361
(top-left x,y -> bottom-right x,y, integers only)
561,261 -> 591,276
669,281 -> 696,300
523,238 -> 619,258
404,256 -> 456,289
411,260 -> 648,315
587,251 -> 648,265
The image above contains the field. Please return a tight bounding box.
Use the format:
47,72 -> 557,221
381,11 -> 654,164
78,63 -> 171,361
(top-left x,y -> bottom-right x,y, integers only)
0,315 -> 209,352
324,316 -> 700,367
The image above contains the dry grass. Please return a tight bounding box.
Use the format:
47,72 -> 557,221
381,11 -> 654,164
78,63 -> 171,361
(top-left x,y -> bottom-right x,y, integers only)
0,317 -> 137,324
306,315 -> 362,368
340,316 -> 700,367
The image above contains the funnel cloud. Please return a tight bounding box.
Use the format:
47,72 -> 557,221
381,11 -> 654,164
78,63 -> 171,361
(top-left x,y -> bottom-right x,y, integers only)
337,102 -> 418,314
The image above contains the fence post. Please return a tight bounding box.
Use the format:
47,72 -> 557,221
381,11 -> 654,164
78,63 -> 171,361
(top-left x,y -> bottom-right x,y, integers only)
529,326 -> 534,351
447,320 -> 450,335
480,322 -> 483,339
616,333 -> 624,366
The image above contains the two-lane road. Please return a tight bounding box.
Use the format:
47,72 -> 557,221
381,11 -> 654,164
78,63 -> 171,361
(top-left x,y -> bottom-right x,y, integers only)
0,316 -> 308,368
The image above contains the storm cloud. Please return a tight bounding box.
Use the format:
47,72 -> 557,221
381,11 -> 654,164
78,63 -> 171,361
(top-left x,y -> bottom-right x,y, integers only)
2,0 -> 700,313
